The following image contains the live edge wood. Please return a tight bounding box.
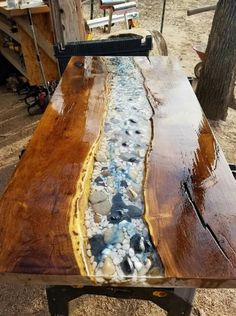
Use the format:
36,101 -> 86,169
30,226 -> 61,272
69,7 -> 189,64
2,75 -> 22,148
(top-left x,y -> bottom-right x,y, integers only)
0,56 -> 236,287
0,57 -> 107,284
135,57 -> 236,287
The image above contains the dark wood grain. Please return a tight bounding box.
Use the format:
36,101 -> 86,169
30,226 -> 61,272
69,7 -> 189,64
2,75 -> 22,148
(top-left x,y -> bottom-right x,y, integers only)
135,56 -> 236,286
0,56 -> 107,280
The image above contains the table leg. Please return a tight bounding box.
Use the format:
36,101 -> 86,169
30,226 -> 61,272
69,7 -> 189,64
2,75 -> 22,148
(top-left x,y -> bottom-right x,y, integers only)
166,289 -> 196,316
46,286 -> 70,316
46,286 -> 195,316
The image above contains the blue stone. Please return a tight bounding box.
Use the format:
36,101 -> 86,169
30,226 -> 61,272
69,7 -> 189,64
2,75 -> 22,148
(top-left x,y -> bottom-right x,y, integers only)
104,227 -> 124,244
126,225 -> 136,237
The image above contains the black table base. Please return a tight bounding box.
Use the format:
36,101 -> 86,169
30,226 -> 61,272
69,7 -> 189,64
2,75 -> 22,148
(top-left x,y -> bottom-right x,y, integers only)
46,285 -> 195,316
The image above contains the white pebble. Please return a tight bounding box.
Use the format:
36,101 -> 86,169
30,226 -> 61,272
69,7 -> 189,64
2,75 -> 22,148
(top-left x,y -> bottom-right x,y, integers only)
87,229 -> 92,238
129,248 -> 135,257
87,243 -> 91,250
134,260 -> 143,272
123,243 -> 130,250
87,249 -> 92,257
117,249 -> 126,257
138,259 -> 152,276
113,256 -> 121,265
102,248 -> 111,256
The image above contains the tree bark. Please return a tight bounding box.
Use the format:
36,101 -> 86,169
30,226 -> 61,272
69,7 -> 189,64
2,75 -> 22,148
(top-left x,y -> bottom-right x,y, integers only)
196,0 -> 236,121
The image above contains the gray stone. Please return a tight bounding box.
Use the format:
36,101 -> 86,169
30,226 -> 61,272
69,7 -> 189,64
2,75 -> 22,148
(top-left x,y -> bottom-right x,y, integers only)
148,266 -> 162,277
127,205 -> 143,218
93,199 -> 111,216
89,190 -> 107,204
101,167 -> 110,177
96,151 -> 107,162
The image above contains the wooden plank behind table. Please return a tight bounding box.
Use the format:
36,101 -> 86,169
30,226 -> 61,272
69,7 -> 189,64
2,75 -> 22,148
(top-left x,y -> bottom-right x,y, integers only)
18,13 -> 59,85
135,57 -> 236,286
0,56 -> 107,282
58,0 -> 86,43
0,6 -> 50,17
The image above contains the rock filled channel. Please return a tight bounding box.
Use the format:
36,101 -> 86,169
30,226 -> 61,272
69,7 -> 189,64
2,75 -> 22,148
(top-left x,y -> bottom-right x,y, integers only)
84,57 -> 163,283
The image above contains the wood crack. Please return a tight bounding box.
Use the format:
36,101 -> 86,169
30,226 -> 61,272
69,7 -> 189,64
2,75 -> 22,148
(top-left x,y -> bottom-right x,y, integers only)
183,181 -> 231,262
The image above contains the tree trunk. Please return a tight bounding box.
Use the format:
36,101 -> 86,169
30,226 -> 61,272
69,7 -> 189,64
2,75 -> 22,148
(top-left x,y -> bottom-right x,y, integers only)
196,0 -> 236,121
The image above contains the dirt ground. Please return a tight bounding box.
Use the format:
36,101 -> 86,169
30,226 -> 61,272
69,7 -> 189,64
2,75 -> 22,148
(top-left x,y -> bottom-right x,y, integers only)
0,0 -> 235,315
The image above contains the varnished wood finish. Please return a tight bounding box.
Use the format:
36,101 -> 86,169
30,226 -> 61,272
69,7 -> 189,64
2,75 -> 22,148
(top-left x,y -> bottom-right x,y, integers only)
135,57 -> 236,285
0,56 -> 236,287
0,57 -> 107,278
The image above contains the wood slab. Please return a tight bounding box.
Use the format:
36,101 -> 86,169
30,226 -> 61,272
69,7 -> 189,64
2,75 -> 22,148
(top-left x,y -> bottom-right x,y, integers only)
0,56 -> 236,287
135,57 -> 236,287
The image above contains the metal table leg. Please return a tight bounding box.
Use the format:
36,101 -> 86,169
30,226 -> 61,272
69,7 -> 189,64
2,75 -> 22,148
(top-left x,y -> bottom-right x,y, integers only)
46,286 -> 195,316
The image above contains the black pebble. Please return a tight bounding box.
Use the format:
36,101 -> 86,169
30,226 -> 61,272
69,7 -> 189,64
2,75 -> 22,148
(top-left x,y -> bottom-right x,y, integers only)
95,176 -> 105,186
135,130 -> 141,135
122,142 -> 127,147
129,157 -> 138,163
107,210 -> 123,224
111,193 -> 127,211
120,180 -> 128,188
150,252 -> 164,275
89,235 -> 106,257
130,233 -> 145,253
120,256 -> 134,275
127,205 -> 143,218
129,119 -> 137,124
144,239 -> 153,253
108,210 -> 131,224
125,130 -> 130,135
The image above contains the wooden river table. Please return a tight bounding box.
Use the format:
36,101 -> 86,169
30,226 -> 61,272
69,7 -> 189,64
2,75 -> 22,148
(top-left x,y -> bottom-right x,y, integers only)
0,56 -> 236,315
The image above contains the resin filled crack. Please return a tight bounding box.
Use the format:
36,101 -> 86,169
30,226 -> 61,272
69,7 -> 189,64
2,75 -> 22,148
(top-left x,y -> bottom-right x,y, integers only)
84,57 -> 164,283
